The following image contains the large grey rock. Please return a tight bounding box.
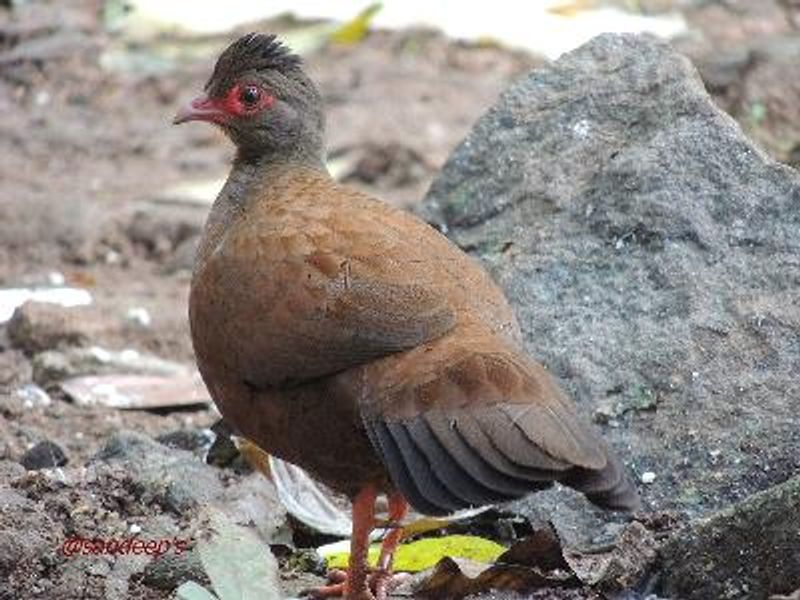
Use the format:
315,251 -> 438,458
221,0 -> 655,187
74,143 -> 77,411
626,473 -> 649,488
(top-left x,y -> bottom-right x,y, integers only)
96,431 -> 224,515
659,474 -> 800,599
422,33 -> 800,536
94,431 -> 288,543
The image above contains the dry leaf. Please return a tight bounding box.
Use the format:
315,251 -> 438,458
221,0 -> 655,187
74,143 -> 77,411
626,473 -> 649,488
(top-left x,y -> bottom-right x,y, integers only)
413,524 -> 580,599
496,522 -> 571,571
414,556 -> 578,599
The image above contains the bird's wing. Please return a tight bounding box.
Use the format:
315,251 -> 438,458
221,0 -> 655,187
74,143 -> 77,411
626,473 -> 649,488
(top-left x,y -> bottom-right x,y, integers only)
356,329 -> 640,515
192,207 -> 458,387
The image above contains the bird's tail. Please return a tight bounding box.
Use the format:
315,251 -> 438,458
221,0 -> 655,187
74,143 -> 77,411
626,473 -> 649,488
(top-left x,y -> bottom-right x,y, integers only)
361,334 -> 641,515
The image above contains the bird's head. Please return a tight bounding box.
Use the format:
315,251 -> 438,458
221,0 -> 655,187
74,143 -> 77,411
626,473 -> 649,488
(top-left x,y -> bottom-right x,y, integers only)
174,33 -> 324,163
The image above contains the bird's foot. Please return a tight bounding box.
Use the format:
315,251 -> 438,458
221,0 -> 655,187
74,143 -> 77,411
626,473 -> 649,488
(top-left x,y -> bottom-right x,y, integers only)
369,569 -> 411,600
303,569 -> 410,600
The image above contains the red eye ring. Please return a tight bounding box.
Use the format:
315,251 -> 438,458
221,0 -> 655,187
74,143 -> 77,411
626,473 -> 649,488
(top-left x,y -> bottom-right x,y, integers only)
220,83 -> 274,117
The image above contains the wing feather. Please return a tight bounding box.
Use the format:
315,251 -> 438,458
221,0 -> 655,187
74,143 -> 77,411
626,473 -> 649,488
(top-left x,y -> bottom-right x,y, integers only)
360,339 -> 639,514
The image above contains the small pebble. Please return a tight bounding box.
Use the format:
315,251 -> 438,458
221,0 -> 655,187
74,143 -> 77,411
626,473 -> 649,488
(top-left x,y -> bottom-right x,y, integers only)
16,384 -> 52,408
20,440 -> 68,470
34,91 -> 50,106
89,346 -> 112,363
641,471 -> 656,484
126,307 -> 152,327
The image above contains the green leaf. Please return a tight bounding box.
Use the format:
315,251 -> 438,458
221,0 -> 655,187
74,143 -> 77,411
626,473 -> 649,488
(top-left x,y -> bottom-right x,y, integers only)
197,509 -> 282,600
174,581 -> 219,600
325,534 -> 507,573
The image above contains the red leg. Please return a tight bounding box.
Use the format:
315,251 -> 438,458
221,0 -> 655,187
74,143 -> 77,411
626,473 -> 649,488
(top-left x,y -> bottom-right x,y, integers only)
371,493 -> 409,600
305,486 -> 377,599
377,493 -> 408,571
346,486 -> 378,599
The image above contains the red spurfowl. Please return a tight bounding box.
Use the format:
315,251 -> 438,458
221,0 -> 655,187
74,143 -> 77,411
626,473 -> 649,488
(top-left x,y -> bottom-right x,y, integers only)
175,33 -> 640,600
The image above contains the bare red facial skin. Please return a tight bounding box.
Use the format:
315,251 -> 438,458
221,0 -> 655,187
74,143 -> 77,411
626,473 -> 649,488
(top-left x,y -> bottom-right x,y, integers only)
219,83 -> 276,117
173,83 -> 275,125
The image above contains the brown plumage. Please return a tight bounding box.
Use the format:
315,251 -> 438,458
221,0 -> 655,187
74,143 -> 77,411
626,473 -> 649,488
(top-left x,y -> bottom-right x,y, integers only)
176,33 -> 639,600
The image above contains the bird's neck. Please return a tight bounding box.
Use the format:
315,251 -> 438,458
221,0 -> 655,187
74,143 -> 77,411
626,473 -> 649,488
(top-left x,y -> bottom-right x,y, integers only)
193,152 -> 328,272
235,142 -> 326,171
235,146 -> 327,178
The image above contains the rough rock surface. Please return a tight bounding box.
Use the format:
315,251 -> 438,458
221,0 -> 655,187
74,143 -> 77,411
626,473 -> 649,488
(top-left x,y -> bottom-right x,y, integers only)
95,431 -> 225,515
422,33 -> 800,541
659,474 -> 800,599
7,302 -> 103,355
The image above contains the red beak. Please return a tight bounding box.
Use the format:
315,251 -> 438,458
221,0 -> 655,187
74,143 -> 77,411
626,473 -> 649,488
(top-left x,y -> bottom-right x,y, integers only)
173,93 -> 227,125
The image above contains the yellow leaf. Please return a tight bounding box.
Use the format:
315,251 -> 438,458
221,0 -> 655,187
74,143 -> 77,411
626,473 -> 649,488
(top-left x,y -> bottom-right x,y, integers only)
325,535 -> 506,573
330,3 -> 382,45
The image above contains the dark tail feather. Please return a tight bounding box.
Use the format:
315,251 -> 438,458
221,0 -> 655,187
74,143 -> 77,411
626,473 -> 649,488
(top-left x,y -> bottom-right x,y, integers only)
559,450 -> 641,512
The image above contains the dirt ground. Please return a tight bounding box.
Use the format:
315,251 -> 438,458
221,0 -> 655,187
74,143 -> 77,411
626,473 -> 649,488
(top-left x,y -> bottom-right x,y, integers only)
1,0 -> 799,598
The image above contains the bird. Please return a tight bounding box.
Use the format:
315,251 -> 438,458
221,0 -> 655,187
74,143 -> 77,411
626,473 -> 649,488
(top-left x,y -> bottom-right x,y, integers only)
174,32 -> 640,600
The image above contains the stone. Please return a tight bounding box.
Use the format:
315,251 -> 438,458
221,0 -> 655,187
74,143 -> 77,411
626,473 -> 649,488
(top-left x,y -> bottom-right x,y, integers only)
33,346 -> 189,387
156,429 -> 214,456
7,301 -> 102,354
205,419 -> 248,470
141,548 -> 208,592
14,383 -> 52,408
164,234 -> 199,274
31,349 -> 76,386
95,431 -> 224,515
422,33 -> 800,541
61,372 -> 209,409
20,440 -> 68,470
659,475 -> 800,599
218,473 -> 291,545
0,350 -> 32,392
125,204 -> 203,261
567,521 -> 658,593
0,460 -> 25,481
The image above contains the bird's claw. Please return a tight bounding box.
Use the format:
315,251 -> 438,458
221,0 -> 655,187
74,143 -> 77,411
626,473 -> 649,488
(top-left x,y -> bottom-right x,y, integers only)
302,568 -> 409,600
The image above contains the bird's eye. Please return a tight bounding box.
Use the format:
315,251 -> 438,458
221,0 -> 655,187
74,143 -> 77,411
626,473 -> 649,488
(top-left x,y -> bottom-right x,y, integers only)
239,85 -> 261,107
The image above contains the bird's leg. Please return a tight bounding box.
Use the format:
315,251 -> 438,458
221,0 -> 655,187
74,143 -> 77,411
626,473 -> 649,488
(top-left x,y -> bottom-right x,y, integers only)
377,492 -> 408,571
370,493 -> 409,600
346,485 -> 378,599
304,485 -> 377,599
